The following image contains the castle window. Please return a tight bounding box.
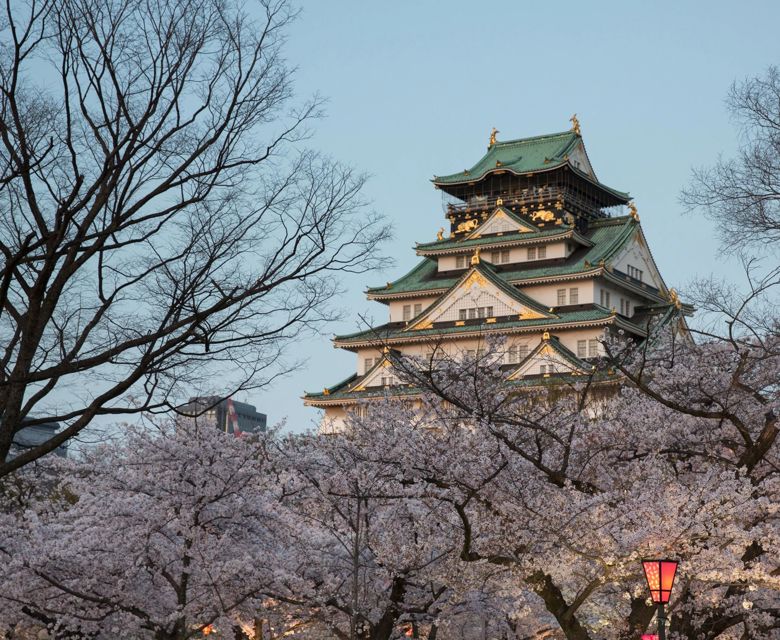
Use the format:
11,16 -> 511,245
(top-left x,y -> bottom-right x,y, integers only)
627,265 -> 644,281
557,289 -> 567,306
403,305 -> 411,321
527,247 -> 536,260
414,303 -> 422,316
600,290 -> 611,308
462,306 -> 493,321
456,255 -> 467,269
508,345 -> 518,364
537,246 -> 547,259
491,249 -> 511,264
569,288 -> 579,304
364,357 -> 374,371
577,340 -> 587,358
518,343 -> 529,359
588,339 -> 599,357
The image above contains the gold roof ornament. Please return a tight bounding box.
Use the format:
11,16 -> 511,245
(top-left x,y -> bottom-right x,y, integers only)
437,227 -> 445,241
386,281 -> 392,289
322,388 -> 330,396
569,113 -> 581,136
382,345 -> 390,354
628,201 -> 640,221
489,127 -> 499,147
669,288 -> 682,309
456,218 -> 479,234
470,248 -> 481,265
542,331 -> 550,341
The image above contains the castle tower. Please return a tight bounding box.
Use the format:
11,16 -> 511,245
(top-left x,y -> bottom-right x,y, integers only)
304,122 -> 689,428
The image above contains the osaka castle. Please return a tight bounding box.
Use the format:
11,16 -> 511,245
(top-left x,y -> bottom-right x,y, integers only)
304,119 -> 689,427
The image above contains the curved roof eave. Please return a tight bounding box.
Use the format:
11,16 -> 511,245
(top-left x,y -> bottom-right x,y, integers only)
433,160 -> 630,203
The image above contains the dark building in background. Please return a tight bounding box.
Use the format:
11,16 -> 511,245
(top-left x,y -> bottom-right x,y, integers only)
181,397 -> 267,435
12,420 -> 68,458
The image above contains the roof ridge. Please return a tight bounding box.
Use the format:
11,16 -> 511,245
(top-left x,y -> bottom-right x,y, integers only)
491,130 -> 574,148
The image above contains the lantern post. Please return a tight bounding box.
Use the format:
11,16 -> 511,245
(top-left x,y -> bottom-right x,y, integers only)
641,559 -> 679,640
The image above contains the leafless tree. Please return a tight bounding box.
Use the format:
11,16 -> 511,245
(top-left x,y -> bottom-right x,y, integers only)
682,65 -> 780,254
0,0 -> 390,475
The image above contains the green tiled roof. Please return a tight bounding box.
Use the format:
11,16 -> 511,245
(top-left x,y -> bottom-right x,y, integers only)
416,227 -> 578,253
303,360 -> 619,402
369,217 -> 637,297
432,130 -> 630,201
434,131 -> 580,185
334,306 -> 639,346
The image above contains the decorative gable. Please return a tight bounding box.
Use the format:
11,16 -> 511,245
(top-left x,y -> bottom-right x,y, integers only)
353,356 -> 399,391
507,335 -> 589,379
468,207 -> 538,239
408,268 -> 551,330
611,230 -> 666,292
568,141 -> 595,178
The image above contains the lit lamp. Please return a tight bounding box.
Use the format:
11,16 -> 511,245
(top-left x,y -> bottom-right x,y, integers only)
641,559 -> 679,640
641,636 -> 658,640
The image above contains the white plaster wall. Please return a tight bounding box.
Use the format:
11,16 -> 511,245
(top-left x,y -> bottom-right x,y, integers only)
555,327 -> 607,357
356,347 -> 386,375
596,279 -> 643,316
436,241 -> 570,272
519,281 -> 595,308
437,255 -> 462,272
388,296 -> 439,322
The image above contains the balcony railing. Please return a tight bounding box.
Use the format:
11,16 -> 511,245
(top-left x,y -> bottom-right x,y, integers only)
444,187 -> 611,219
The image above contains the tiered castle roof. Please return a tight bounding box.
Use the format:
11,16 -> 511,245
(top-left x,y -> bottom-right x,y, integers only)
304,123 -> 690,410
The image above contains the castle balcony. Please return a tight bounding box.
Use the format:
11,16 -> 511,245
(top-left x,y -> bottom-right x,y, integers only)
443,186 -> 614,220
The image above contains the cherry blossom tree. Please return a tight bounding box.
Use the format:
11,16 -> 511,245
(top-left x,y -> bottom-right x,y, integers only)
360,324 -> 780,639
0,420 -> 310,639
2,334 -> 777,640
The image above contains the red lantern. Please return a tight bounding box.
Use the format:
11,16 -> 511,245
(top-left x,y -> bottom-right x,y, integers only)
641,636 -> 659,640
642,559 -> 679,604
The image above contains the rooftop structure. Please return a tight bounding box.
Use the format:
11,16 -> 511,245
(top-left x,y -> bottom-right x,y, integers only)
181,397 -> 267,436
304,121 -> 690,428
11,420 -> 68,458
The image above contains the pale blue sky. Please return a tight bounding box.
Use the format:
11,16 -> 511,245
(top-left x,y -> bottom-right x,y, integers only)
245,1 -> 780,432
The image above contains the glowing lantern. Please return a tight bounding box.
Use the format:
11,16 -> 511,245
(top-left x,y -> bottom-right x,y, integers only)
641,559 -> 679,640
641,636 -> 659,640
641,559 -> 678,603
